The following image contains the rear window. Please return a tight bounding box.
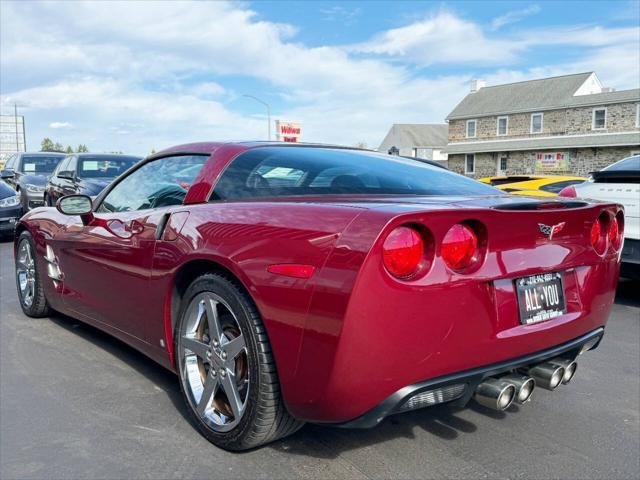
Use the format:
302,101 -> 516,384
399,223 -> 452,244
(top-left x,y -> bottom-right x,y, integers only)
21,155 -> 63,174
603,155 -> 640,172
78,156 -> 140,178
212,147 -> 501,200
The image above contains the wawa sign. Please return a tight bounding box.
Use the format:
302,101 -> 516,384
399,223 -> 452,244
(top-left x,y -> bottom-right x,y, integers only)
275,120 -> 302,143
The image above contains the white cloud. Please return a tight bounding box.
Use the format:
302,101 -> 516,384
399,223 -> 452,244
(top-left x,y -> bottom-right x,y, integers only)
352,11 -> 523,65
491,5 -> 541,30
0,1 -> 638,154
49,121 -> 73,129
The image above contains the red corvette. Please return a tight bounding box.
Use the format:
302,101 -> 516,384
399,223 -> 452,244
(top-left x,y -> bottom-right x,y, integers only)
14,142 -> 621,450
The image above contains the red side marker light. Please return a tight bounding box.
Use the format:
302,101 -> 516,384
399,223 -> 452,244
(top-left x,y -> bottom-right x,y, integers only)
267,264 -> 315,279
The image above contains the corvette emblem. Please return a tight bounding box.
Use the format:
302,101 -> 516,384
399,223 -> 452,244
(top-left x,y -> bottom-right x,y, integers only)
538,222 -> 566,240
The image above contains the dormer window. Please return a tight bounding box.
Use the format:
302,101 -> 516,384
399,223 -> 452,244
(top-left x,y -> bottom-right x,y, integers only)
497,116 -> 508,136
592,108 -> 607,130
466,119 -> 477,138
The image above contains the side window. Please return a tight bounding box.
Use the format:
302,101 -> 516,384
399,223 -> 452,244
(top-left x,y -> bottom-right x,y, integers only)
53,157 -> 71,177
7,155 -> 19,171
67,156 -> 77,173
97,155 -> 208,213
4,155 -> 16,170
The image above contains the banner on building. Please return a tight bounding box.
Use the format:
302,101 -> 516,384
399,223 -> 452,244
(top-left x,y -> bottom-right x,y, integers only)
275,120 -> 301,143
533,152 -> 569,172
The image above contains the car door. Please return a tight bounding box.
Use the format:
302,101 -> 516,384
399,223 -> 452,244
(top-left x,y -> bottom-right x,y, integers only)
48,156 -> 69,203
52,154 -> 209,340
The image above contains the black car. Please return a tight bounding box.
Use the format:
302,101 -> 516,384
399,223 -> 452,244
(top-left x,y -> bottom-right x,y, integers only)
44,153 -> 141,206
0,152 -> 66,211
0,180 -> 22,237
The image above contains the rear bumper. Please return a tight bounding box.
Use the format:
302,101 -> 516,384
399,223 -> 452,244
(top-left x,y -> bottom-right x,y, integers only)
335,328 -> 604,428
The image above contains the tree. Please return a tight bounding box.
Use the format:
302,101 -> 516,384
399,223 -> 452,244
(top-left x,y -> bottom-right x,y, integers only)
53,142 -> 64,152
40,138 -> 55,152
354,141 -> 368,149
76,144 -> 89,153
65,146 -> 74,153
150,148 -> 156,155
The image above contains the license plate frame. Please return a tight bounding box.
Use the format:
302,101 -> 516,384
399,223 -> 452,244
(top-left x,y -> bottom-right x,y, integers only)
515,272 -> 566,325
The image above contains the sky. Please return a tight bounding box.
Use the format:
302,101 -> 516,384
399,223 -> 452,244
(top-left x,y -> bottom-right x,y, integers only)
1,0 -> 639,155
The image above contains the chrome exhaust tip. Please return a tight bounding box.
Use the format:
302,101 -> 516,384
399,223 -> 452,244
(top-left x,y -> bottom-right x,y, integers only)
549,358 -> 577,384
519,363 -> 565,391
501,374 -> 536,404
474,378 -> 516,411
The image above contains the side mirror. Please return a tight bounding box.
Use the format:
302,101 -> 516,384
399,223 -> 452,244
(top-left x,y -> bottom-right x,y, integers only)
57,195 -> 93,225
58,171 -> 75,180
1,169 -> 15,179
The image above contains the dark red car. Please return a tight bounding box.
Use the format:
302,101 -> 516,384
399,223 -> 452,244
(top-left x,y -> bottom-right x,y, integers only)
14,142 -> 621,450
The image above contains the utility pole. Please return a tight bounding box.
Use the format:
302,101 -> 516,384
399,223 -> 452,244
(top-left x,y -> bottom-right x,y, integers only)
242,94 -> 271,141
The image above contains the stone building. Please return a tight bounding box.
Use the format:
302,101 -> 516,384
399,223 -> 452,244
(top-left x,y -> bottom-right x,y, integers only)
378,124 -> 448,166
445,73 -> 640,178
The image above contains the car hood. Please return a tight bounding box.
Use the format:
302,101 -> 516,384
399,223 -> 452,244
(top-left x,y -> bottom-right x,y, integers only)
80,177 -> 114,195
19,174 -> 48,186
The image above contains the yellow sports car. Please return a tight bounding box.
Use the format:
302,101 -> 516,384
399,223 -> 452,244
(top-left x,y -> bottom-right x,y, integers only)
478,175 -> 586,197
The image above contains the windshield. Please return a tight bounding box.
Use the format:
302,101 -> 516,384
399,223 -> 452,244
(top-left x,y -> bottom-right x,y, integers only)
21,155 -> 63,174
212,147 -> 502,201
78,156 -> 140,178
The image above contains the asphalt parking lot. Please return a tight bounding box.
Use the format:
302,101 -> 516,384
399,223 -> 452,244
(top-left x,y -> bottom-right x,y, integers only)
0,237 -> 638,480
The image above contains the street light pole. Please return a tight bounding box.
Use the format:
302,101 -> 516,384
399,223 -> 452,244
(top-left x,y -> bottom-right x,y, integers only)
242,94 -> 271,141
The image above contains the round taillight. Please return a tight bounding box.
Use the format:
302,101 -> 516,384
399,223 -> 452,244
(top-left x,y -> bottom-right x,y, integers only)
590,215 -> 607,255
558,185 -> 577,198
609,212 -> 624,252
442,223 -> 478,271
382,226 -> 424,278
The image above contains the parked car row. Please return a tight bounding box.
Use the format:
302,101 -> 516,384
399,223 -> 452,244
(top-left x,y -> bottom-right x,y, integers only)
0,152 -> 141,237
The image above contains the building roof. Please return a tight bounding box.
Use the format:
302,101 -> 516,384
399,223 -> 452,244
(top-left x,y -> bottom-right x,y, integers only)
446,72 -> 640,120
445,131 -> 640,154
378,124 -> 448,152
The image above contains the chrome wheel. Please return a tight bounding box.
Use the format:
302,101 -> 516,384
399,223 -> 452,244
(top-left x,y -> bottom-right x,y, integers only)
179,292 -> 249,432
16,239 -> 36,308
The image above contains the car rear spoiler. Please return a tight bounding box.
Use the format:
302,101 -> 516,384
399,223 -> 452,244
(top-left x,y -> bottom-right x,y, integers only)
590,170 -> 640,183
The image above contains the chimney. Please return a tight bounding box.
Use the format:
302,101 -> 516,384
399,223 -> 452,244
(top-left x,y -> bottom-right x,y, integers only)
470,79 -> 486,93
601,87 -> 616,93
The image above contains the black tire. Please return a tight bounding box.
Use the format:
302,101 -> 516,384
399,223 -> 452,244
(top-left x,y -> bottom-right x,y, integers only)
15,231 -> 51,318
175,273 -> 303,451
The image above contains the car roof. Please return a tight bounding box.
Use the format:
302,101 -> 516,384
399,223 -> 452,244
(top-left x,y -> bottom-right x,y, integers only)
152,141 -> 367,159
19,152 -> 66,156
74,153 -> 142,159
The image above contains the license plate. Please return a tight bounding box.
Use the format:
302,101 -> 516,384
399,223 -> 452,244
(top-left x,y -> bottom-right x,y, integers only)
515,272 -> 566,325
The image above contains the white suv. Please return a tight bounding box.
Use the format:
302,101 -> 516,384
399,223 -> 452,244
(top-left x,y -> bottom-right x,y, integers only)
560,155 -> 639,279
